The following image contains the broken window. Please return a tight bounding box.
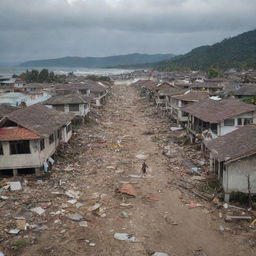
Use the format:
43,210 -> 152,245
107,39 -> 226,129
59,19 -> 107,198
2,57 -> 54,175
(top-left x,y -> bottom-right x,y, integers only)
0,143 -> 3,155
244,118 -> 253,125
57,129 -> 62,139
10,140 -> 30,154
211,123 -> 218,134
237,118 -> 243,125
224,119 -> 234,126
69,104 -> 79,112
40,139 -> 45,151
55,105 -> 65,112
66,124 -> 72,133
49,134 -> 54,144
182,111 -> 188,117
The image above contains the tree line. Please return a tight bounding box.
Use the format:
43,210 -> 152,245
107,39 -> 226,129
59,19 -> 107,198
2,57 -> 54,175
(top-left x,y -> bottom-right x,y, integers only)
20,69 -> 66,83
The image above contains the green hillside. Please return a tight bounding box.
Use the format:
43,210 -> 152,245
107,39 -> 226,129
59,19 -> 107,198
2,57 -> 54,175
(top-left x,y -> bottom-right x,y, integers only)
156,29 -> 256,71
20,53 -> 174,68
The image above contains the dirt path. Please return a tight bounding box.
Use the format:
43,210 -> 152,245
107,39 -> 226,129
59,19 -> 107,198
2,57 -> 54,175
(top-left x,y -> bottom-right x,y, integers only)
16,84 -> 255,255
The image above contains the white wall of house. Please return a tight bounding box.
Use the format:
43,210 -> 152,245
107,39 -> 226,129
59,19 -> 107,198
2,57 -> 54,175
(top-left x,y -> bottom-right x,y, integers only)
219,112 -> 255,136
14,82 -> 24,88
223,156 -> 256,195
62,123 -> 72,143
46,103 -> 90,117
0,125 -> 72,170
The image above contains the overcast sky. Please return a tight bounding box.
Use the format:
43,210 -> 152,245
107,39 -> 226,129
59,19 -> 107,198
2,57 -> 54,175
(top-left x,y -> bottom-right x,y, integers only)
0,0 -> 256,64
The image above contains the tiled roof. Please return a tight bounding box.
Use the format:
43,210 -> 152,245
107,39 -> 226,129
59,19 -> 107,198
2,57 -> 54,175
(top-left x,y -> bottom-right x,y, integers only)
24,83 -> 53,89
172,91 -> 209,101
158,88 -> 187,96
43,93 -> 90,105
234,85 -> 256,96
182,98 -> 256,123
0,105 -> 19,118
205,125 -> 256,162
190,82 -> 223,89
0,127 -> 41,141
55,81 -> 107,93
1,104 -> 74,137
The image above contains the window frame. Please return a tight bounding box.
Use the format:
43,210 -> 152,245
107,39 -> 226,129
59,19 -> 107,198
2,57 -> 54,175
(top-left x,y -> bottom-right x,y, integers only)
40,139 -> 45,151
0,142 -> 3,155
224,119 -> 235,126
69,104 -> 79,112
49,134 -> 54,144
10,140 -> 31,155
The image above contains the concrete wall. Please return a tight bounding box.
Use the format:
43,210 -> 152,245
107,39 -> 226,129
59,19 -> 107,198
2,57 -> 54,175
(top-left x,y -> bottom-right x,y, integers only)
223,156 -> 256,194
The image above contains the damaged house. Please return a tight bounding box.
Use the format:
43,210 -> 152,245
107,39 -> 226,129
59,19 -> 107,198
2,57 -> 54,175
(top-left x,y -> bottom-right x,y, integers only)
55,81 -> 108,107
0,104 -> 74,176
205,125 -> 256,202
182,98 -> 256,142
169,91 -> 209,127
155,87 -> 187,111
43,93 -> 90,122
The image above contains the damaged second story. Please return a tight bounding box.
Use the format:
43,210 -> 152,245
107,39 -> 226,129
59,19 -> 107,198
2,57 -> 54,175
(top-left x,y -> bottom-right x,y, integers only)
0,104 -> 74,176
182,98 -> 256,142
169,91 -> 209,126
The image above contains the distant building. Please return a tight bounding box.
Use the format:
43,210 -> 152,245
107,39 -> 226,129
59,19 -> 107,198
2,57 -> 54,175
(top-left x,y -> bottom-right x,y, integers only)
169,91 -> 209,126
55,80 -> 108,107
44,93 -> 90,120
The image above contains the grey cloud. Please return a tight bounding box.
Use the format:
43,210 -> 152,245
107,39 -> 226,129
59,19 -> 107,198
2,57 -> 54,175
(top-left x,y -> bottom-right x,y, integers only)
0,0 -> 255,63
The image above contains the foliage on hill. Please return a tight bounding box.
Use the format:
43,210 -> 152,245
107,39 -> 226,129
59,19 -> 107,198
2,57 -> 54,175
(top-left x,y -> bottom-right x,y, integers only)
156,29 -> 256,71
20,53 -> 175,68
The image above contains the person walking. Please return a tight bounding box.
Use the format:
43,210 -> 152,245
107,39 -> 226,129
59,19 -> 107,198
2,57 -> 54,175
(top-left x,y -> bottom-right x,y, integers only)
141,161 -> 148,177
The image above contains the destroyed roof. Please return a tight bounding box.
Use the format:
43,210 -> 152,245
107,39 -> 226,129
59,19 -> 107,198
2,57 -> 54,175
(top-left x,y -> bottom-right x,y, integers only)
190,82 -> 223,89
233,85 -> 256,96
43,93 -> 90,105
0,127 -> 41,141
1,104 -> 74,137
158,88 -> 187,96
205,125 -> 256,163
156,82 -> 173,89
140,80 -> 156,89
182,98 -> 256,123
24,83 -> 53,89
0,105 -> 19,117
171,91 -> 209,101
55,81 -> 107,93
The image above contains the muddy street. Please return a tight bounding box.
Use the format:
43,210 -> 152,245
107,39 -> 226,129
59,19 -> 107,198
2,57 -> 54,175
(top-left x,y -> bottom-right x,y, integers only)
1,83 -> 255,256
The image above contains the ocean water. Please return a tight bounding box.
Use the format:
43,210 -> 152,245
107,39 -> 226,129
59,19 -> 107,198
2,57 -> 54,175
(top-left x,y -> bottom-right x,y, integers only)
0,66 -> 133,78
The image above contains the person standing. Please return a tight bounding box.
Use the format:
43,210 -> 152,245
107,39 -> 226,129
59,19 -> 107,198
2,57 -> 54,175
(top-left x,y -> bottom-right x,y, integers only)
141,161 -> 148,177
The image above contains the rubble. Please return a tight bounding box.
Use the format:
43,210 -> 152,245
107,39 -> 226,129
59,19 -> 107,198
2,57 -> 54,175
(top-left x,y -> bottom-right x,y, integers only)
119,184 -> 137,197
67,213 -> 83,221
152,253 -> 169,256
9,182 -> 22,191
30,207 -> 45,215
114,233 -> 136,242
